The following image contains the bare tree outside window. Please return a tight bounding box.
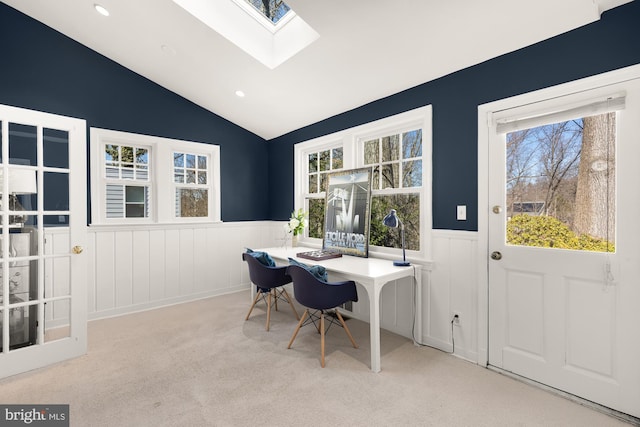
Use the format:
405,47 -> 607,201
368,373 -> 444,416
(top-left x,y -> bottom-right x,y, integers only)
174,152 -> 209,218
244,0 -> 291,24
306,147 -> 343,238
506,112 -> 615,252
366,129 -> 422,251
298,108 -> 429,254
574,113 -> 616,242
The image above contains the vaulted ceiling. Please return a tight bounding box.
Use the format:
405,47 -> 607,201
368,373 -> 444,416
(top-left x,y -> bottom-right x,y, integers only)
2,0 -> 633,139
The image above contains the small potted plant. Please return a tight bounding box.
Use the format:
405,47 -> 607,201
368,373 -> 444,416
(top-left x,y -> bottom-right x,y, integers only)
284,208 -> 307,247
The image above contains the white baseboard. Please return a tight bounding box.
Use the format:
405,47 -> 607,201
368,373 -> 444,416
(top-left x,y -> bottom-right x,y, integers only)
88,285 -> 248,321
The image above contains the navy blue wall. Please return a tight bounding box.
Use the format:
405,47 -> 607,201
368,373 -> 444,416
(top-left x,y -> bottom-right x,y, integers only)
268,2 -> 640,231
0,3 -> 269,222
4,2 -> 640,227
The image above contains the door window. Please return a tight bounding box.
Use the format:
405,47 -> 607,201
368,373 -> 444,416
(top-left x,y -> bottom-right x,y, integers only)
499,102 -> 620,253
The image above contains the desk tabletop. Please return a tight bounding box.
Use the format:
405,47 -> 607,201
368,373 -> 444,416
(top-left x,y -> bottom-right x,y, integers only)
257,246 -> 416,287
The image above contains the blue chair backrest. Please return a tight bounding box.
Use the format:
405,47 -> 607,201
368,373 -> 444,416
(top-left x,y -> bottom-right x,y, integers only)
286,265 -> 358,310
242,252 -> 291,290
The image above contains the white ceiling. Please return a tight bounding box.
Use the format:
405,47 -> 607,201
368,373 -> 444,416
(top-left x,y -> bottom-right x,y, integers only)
2,0 -> 633,140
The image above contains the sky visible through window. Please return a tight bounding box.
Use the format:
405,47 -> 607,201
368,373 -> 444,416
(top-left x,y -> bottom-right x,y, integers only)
505,113 -> 616,252
244,0 -> 291,24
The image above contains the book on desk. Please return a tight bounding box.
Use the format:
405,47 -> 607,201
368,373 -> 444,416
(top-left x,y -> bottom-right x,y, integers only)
296,250 -> 343,261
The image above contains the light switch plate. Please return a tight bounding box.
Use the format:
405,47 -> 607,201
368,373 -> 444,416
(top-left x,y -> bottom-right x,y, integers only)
457,205 -> 467,221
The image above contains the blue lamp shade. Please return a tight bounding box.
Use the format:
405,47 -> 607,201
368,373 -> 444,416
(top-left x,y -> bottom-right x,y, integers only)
382,209 -> 410,267
382,209 -> 399,228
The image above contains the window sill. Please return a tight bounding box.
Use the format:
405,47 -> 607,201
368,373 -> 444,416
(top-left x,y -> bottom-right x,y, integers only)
297,238 -> 433,269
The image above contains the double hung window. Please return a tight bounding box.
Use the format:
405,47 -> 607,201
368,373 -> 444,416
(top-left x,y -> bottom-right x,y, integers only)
304,144 -> 344,238
173,152 -> 209,218
295,106 -> 431,259
91,128 -> 220,225
362,128 -> 423,252
104,144 -> 150,219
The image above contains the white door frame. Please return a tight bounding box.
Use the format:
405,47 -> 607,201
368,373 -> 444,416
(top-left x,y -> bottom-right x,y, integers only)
0,105 -> 87,378
477,63 -> 640,368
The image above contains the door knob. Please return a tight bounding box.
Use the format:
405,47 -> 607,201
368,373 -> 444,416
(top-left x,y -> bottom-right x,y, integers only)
72,246 -> 83,254
492,205 -> 502,214
491,251 -> 502,260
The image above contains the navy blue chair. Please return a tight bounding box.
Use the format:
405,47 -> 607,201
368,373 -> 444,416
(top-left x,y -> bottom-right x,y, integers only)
242,253 -> 300,331
286,264 -> 359,367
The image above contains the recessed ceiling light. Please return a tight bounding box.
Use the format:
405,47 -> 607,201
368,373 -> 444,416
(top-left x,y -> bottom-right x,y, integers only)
235,90 -> 245,98
94,4 -> 110,17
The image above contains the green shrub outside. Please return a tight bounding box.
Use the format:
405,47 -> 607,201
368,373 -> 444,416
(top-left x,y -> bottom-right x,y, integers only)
507,214 -> 614,252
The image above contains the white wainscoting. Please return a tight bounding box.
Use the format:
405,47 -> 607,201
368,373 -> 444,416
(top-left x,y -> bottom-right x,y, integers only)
86,221 -> 284,320
74,224 -> 480,363
330,229 -> 479,361
336,270 -> 425,341
426,229 -> 479,362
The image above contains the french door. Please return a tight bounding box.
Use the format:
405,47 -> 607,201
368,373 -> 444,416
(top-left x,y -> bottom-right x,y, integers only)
0,104 -> 87,378
485,69 -> 640,418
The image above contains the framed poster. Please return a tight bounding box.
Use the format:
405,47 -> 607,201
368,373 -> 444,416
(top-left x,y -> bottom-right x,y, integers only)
323,167 -> 372,257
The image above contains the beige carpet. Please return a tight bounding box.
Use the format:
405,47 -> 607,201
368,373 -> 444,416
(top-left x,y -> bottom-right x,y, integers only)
0,290 -> 634,427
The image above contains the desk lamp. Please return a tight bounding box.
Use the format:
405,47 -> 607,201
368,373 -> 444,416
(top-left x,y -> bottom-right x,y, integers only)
382,209 -> 410,266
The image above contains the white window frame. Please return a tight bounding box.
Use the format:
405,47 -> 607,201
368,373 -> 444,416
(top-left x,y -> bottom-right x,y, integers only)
90,128 -> 221,225
295,135 -> 346,241
172,151 -> 211,219
294,106 -> 432,261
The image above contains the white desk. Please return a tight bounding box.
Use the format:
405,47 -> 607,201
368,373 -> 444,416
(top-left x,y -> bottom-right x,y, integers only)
256,246 -> 421,373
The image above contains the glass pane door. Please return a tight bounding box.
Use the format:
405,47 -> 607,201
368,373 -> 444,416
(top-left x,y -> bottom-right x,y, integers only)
1,123 -> 40,353
0,105 -> 86,378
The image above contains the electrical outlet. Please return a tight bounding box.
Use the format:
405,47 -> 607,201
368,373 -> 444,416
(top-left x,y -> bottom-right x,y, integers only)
452,312 -> 461,326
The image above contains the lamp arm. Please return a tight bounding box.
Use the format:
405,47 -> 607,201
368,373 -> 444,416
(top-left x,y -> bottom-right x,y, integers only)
400,222 -> 406,263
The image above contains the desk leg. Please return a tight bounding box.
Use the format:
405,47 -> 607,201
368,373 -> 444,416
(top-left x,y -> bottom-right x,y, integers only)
369,285 -> 383,373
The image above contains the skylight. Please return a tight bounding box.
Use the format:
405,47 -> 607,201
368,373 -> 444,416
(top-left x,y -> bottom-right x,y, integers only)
173,0 -> 318,69
243,0 -> 291,25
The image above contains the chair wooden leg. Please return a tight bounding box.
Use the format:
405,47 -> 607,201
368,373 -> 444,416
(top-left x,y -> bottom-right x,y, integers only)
315,311 -> 322,334
266,291 -> 272,331
281,288 -> 300,320
288,309 -> 308,349
245,291 -> 262,321
320,312 -> 326,367
273,288 -> 279,312
335,310 -> 358,349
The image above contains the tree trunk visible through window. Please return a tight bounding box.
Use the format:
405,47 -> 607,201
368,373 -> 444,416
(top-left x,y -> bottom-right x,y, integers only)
262,0 -> 271,19
506,112 -> 616,252
574,113 -> 616,242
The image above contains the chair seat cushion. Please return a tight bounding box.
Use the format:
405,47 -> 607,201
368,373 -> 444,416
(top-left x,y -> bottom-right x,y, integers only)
245,248 -> 276,267
288,257 -> 328,282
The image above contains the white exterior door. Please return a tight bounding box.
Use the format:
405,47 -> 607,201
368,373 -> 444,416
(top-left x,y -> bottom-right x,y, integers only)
0,105 -> 87,378
484,68 -> 640,418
